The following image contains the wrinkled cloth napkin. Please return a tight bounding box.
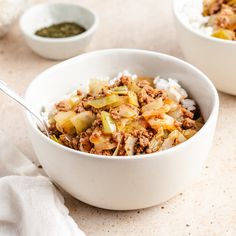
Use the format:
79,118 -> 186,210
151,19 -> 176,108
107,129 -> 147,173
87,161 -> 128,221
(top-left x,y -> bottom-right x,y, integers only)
0,132 -> 85,236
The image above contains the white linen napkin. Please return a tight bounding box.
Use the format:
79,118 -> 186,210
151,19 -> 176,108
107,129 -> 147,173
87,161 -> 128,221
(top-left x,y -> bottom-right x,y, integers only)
0,132 -> 85,236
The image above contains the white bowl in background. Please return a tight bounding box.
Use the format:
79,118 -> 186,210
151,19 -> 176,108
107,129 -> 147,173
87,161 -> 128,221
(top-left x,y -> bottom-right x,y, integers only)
20,3 -> 98,60
25,49 -> 219,210
173,0 -> 236,95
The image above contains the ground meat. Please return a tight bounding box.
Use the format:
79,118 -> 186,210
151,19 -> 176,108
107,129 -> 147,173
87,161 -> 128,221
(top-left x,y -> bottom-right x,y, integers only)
174,120 -> 182,127
110,104 -> 139,120
137,80 -> 150,87
117,143 -> 126,156
55,101 -> 71,112
110,108 -> 121,120
91,114 -> 102,128
203,0 -> 224,16
89,127 -> 103,142
132,129 -> 154,139
138,88 -> 155,105
48,122 -> 60,136
131,129 -> 154,154
77,90 -> 82,96
90,149 -> 114,156
79,135 -> 93,152
143,86 -> 160,98
59,134 -> 72,148
134,145 -> 146,155
182,108 -> 194,119
209,4 -> 236,30
139,136 -> 150,148
182,118 -> 196,129
74,102 -> 85,113
71,137 -> 80,150
120,76 -> 132,86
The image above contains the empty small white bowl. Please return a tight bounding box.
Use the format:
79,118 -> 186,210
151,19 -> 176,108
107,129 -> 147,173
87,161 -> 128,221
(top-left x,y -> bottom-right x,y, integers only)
20,3 -> 98,60
25,49 -> 219,210
173,0 -> 236,95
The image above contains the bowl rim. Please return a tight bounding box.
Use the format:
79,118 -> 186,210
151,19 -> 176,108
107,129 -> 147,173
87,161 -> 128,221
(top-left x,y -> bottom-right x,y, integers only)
25,48 -> 219,160
19,2 -> 99,43
172,0 -> 236,45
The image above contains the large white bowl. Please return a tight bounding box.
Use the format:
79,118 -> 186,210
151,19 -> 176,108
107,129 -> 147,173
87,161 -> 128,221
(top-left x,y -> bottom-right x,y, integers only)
173,0 -> 236,95
25,49 -> 219,210
20,3 -> 98,60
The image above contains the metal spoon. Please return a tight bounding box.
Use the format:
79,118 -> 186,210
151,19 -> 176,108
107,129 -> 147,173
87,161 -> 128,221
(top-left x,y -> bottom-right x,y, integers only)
0,80 -> 50,137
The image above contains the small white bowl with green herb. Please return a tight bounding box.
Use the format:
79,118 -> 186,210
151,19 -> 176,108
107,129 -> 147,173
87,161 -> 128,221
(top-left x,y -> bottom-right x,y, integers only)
20,3 -> 98,60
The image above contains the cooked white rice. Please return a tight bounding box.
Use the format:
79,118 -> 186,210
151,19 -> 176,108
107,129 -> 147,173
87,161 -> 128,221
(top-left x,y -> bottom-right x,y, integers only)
177,0 -> 213,36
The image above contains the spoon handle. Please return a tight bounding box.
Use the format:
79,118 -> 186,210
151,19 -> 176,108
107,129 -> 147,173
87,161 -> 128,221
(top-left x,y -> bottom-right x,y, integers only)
0,80 -> 50,137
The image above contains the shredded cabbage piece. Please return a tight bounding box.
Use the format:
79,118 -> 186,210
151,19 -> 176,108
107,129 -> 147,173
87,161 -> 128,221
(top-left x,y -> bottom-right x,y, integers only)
128,91 -> 139,107
70,111 -> 95,134
125,136 -> 138,156
85,94 -> 121,108
101,111 -> 117,134
89,79 -> 108,95
54,111 -> 77,134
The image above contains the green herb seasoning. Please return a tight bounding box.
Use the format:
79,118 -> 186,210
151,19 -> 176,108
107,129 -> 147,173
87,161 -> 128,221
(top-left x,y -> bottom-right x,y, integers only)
35,22 -> 86,38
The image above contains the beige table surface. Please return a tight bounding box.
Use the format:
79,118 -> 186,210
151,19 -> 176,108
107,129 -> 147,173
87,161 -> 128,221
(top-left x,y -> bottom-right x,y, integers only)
0,0 -> 236,235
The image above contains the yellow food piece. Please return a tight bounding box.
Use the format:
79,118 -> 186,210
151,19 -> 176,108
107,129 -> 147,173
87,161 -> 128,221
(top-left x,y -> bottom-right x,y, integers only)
101,111 -> 117,134
148,114 -> 176,132
90,132 -> 109,144
183,129 -> 197,139
196,117 -> 204,131
125,136 -> 138,156
148,129 -> 165,152
128,91 -> 139,107
128,81 -> 141,93
167,105 -> 183,121
119,104 -> 138,118
54,111 -> 76,134
89,130 -> 116,151
85,94 -> 121,108
116,116 -> 148,132
142,106 -> 170,119
70,111 -> 95,134
211,28 -> 235,40
50,135 -> 62,144
141,98 -> 163,113
69,95 -> 82,107
89,79 -> 108,95
95,142 -> 117,151
116,118 -> 130,131
107,96 -> 129,108
160,130 -> 186,150
226,0 -> 236,7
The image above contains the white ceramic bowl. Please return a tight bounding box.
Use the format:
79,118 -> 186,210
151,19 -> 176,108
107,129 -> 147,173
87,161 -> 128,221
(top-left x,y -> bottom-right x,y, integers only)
20,3 -> 98,60
173,0 -> 236,95
25,49 -> 219,210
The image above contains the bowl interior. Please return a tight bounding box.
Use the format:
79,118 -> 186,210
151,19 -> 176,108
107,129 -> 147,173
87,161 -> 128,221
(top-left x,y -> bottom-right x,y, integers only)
25,50 -> 216,129
21,3 -> 96,36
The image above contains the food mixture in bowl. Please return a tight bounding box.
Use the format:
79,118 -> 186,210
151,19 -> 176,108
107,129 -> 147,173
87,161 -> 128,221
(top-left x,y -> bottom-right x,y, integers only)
44,71 -> 204,156
179,0 -> 236,41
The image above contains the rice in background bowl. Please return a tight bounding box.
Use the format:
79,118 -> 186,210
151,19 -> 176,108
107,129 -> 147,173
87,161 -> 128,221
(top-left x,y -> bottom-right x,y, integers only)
173,0 -> 236,95
177,0 -> 213,37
